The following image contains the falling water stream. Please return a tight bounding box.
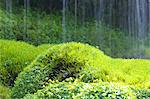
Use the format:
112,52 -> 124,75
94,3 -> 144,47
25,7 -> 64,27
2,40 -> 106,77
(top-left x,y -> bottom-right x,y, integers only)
74,0 -> 77,33
62,0 -> 66,41
6,0 -> 12,13
5,0 -> 12,37
24,0 -> 30,40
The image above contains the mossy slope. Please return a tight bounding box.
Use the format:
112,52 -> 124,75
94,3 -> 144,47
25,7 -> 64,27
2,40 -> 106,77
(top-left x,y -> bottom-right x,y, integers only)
10,42 -> 150,98
0,39 -> 51,86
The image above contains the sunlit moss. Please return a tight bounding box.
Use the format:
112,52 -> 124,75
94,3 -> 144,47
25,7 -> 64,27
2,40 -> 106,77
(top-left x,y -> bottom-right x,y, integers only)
10,42 -> 150,98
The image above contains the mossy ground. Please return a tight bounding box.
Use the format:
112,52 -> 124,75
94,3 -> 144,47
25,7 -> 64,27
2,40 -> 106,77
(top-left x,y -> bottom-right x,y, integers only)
0,39 -> 150,98
0,39 -> 52,86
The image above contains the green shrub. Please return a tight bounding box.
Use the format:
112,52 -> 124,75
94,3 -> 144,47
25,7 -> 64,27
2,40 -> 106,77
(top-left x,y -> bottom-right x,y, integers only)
23,80 -> 136,99
10,42 -> 111,98
0,39 -> 51,86
131,88 -> 150,99
10,42 -> 150,98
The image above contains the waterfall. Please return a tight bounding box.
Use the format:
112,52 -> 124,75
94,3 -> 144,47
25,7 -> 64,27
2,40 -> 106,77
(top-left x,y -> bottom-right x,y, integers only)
81,0 -> 85,27
97,0 -> 105,48
132,0 -> 149,57
94,0 -> 98,32
62,0 -> 66,41
98,0 -> 104,21
6,0 -> 12,13
96,0 -> 150,58
74,0 -> 77,33
94,0 -> 105,51
24,0 -> 30,40
5,0 -> 13,38
48,0 -> 53,35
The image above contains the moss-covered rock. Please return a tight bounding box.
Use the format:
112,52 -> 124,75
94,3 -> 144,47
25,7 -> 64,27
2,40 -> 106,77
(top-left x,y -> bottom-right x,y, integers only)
0,39 -> 51,86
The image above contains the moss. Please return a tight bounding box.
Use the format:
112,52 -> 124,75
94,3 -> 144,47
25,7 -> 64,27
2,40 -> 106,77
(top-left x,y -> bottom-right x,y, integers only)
10,42 -> 150,98
11,42 -> 110,98
0,39 -> 51,86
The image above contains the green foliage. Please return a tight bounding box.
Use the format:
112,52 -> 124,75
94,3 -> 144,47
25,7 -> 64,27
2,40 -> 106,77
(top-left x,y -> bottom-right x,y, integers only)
0,9 -> 63,45
23,80 -> 136,99
10,42 -> 110,98
10,42 -> 150,98
0,39 -> 51,86
109,59 -> 150,88
0,9 -> 129,58
134,89 -> 150,99
0,84 -> 10,99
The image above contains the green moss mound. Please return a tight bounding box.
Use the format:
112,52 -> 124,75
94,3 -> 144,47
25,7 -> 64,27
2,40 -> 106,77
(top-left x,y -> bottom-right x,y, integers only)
10,42 -> 150,98
11,42 -> 110,98
0,39 -> 51,86
23,80 -> 136,99
110,59 -> 150,87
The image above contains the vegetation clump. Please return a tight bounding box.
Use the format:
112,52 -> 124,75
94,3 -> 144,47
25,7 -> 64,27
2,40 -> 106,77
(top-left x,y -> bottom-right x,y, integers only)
10,42 -> 150,98
133,88 -> 150,99
23,80 -> 136,99
11,42 -> 110,98
0,39 -> 51,86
